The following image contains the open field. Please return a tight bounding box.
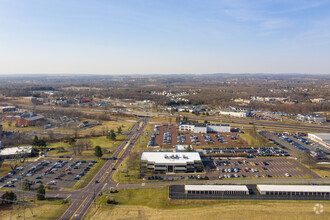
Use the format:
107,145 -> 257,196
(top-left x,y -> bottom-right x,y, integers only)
0,199 -> 70,220
47,135 -> 126,157
83,120 -> 134,133
0,161 -> 13,177
240,130 -> 273,147
85,187 -> 330,220
112,152 -> 142,183
304,164 -> 330,179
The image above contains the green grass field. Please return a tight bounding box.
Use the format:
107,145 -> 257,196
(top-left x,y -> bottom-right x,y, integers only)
85,187 -> 330,220
46,135 -> 126,157
240,130 -> 273,146
0,199 -> 70,220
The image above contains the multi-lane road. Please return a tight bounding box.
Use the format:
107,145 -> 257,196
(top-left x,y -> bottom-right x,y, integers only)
58,117 -> 148,220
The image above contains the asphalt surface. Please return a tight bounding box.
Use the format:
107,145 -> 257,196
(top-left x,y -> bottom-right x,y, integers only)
162,114 -> 330,132
1,109 -> 330,219
58,117 -> 148,220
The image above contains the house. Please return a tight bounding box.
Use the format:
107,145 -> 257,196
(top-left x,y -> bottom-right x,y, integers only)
79,121 -> 101,128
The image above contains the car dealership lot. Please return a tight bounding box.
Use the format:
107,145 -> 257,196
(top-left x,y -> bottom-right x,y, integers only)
0,159 -> 97,189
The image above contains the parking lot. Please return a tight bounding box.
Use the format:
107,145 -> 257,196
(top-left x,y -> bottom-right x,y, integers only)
208,157 -> 320,179
0,159 -> 98,190
143,157 -> 320,181
260,131 -> 330,162
150,125 -> 247,147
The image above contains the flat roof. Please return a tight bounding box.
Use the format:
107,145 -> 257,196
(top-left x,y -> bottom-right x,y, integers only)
309,133 -> 330,141
180,122 -> 230,127
141,152 -> 201,164
257,185 -> 330,193
26,115 -> 45,121
185,185 -> 249,192
0,146 -> 32,156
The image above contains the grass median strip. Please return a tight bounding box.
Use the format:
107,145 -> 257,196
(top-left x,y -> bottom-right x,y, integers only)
71,159 -> 106,189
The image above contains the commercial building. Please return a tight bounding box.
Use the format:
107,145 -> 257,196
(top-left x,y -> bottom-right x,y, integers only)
297,114 -> 326,123
0,145 -> 33,159
185,185 -> 249,195
311,98 -> 326,103
0,106 -> 16,113
257,185 -> 330,196
140,152 -> 203,173
5,113 -> 45,127
308,133 -> 330,149
219,110 -> 251,118
179,122 -> 230,134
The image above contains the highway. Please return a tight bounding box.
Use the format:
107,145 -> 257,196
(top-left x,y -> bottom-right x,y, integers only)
1,107 -> 330,219
58,117 -> 149,220
166,114 -> 330,132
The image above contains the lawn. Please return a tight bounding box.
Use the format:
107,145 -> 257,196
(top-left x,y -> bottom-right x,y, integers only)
134,125 -> 154,151
0,199 -> 70,220
240,130 -> 273,147
112,152 -> 142,183
0,161 -> 12,177
85,187 -> 330,220
1,121 -> 43,131
46,135 -> 126,157
112,125 -> 153,183
0,158 -> 35,177
149,116 -> 172,124
84,120 -> 135,133
305,164 -> 330,178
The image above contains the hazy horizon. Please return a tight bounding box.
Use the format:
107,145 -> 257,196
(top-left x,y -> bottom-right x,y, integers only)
1,0 -> 330,75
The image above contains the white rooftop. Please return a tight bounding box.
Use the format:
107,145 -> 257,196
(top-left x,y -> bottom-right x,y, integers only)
309,133 -> 330,141
185,185 -> 249,192
0,146 -> 32,156
257,185 -> 330,193
141,152 -> 201,164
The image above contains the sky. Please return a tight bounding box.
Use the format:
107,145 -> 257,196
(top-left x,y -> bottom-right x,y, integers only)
0,0 -> 330,75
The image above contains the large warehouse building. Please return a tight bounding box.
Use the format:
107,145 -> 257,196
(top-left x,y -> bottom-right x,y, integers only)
0,145 -> 33,159
140,152 -> 203,173
257,185 -> 330,196
179,122 -> 230,133
308,133 -> 330,149
185,185 -> 249,195
219,110 -> 251,118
